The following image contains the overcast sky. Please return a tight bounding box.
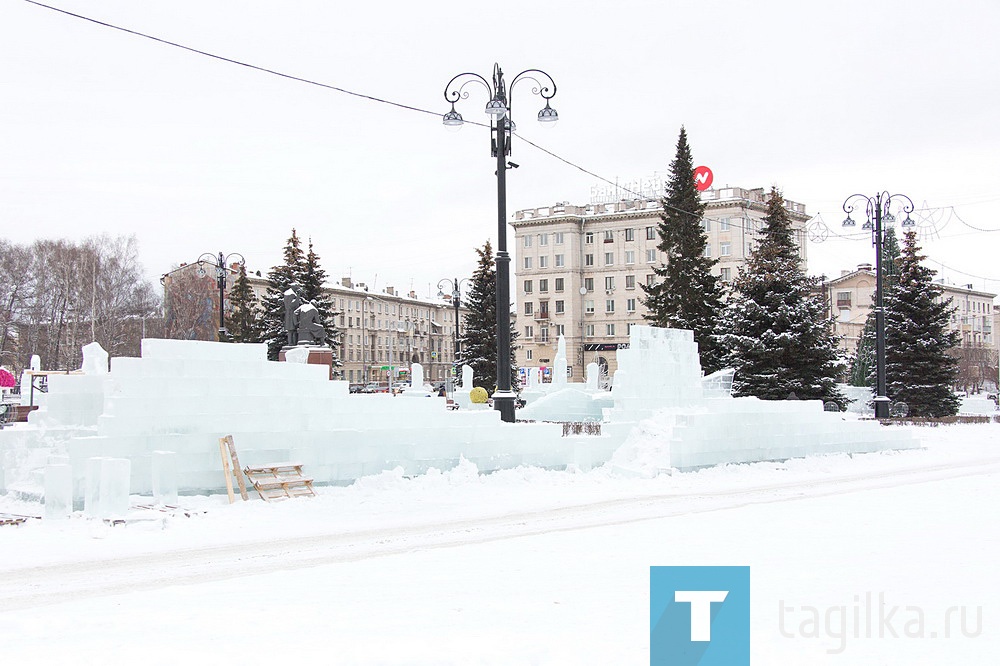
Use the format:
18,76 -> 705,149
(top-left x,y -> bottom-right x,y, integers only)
2,0 -> 998,299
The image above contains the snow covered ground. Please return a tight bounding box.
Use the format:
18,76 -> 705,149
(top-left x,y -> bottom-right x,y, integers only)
1,423 -> 997,664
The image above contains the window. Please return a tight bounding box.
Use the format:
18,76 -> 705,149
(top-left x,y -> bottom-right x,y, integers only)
555,300 -> 565,314
554,254 -> 564,267
836,291 -> 852,308
701,219 -> 712,232
585,324 -> 595,337
539,233 -> 549,246
606,323 -> 616,336
604,252 -> 614,266
538,301 -> 549,316
604,276 -> 615,291
720,267 -> 731,282
627,322 -> 636,334
585,232 -> 594,244
525,325 -> 534,339
625,275 -> 636,290
539,328 -> 549,343
539,279 -> 548,292
523,235 -> 532,248
584,277 -> 594,292
524,302 -> 533,315
524,280 -> 533,294
585,254 -> 594,266
524,256 -> 533,269
646,274 -> 656,286
720,242 -> 731,256
585,299 -> 595,314
646,226 -> 656,240
539,256 -> 548,269
606,299 -> 615,313
646,249 -> 657,263
625,250 -> 635,264
555,324 -> 565,336
625,228 -> 635,242
626,298 -> 636,312
554,232 -> 564,244
555,278 -> 564,292
526,349 -> 533,360
703,244 -> 712,258
720,217 -> 730,232
604,230 -> 614,243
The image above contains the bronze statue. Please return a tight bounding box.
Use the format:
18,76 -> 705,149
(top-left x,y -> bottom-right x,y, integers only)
283,289 -> 301,345
294,300 -> 327,346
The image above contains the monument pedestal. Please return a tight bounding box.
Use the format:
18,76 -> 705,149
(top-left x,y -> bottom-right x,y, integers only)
279,345 -> 334,380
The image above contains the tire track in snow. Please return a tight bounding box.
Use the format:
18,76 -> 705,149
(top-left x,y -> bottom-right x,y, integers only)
2,456 -> 998,610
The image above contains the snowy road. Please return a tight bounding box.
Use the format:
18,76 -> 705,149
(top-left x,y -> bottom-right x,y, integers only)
2,425 -> 998,664
5,447 -> 998,612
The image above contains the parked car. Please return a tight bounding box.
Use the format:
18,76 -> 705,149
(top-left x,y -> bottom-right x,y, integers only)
362,383 -> 389,393
349,383 -> 364,394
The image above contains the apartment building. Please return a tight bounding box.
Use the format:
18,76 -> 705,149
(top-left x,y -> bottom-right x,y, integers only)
511,185 -> 810,380
821,266 -> 996,354
162,261 -> 465,384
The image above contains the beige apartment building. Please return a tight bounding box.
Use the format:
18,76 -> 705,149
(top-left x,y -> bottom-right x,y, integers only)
163,261 -> 464,385
511,185 -> 810,381
822,266 -> 996,355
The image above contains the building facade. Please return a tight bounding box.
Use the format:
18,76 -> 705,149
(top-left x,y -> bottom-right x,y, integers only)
821,267 -> 996,355
510,186 -> 810,380
162,261 -> 465,385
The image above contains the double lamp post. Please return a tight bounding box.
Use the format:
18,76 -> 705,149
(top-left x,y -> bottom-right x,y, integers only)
841,192 -> 915,419
437,277 -> 471,377
198,251 -> 245,341
442,63 -> 558,422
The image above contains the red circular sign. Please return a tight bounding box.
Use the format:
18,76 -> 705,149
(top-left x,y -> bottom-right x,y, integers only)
693,166 -> 713,191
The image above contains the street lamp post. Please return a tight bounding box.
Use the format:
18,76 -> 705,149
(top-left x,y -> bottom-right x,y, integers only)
197,251 -> 245,341
842,192 -> 915,418
442,63 -> 558,422
437,277 -> 471,376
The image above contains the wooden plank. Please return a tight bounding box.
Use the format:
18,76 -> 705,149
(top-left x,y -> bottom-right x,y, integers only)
222,435 -> 249,501
218,437 -> 235,504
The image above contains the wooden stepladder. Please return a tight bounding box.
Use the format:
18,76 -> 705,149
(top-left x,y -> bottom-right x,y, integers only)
218,435 -> 249,503
243,463 -> 316,502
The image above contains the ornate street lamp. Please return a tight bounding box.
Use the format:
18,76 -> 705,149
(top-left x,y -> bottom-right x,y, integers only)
442,63 -> 558,422
437,277 -> 472,373
842,192 -> 915,418
197,251 -> 245,341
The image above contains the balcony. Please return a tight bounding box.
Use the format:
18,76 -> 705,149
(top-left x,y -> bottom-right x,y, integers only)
534,312 -> 550,320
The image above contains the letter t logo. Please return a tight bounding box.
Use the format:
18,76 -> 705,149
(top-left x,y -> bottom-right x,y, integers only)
674,590 -> 729,641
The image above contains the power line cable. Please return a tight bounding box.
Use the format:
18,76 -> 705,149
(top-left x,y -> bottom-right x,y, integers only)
21,0 -> 452,121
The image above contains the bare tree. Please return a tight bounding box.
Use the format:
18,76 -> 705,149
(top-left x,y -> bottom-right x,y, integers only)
2,235 -> 161,373
953,342 -> 997,395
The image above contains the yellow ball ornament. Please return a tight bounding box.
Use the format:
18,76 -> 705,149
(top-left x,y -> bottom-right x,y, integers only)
469,387 -> 489,404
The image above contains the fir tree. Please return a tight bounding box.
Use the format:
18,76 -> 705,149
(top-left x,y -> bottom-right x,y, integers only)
226,263 -> 263,343
718,187 -> 847,407
848,316 -> 874,387
301,238 -> 340,368
641,126 -> 725,373
260,229 -> 307,360
456,241 -> 519,392
882,231 -> 960,416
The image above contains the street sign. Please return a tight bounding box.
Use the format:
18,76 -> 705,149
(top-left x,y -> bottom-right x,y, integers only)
583,343 -> 630,352
694,165 -> 713,191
